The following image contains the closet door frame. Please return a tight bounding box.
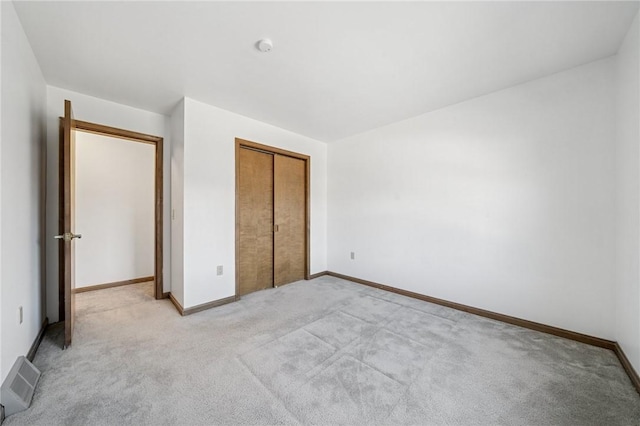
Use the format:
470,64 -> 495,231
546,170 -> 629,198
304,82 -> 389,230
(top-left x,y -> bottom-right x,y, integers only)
234,138 -> 311,297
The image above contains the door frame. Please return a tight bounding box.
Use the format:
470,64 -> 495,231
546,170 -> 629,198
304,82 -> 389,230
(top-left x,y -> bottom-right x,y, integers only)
58,119 -> 164,320
235,138 -> 311,297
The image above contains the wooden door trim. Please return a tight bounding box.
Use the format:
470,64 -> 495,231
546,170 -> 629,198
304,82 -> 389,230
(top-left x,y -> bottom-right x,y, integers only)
74,120 -> 162,145
237,138 -> 310,161
59,118 -> 164,301
235,138 -> 311,298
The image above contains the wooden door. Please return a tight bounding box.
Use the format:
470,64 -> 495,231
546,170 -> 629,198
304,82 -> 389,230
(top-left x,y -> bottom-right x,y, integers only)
274,155 -> 306,286
237,147 -> 274,295
58,100 -> 79,348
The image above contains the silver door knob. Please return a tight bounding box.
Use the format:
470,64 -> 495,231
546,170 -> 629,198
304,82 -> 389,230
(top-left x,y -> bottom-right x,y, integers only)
54,232 -> 82,241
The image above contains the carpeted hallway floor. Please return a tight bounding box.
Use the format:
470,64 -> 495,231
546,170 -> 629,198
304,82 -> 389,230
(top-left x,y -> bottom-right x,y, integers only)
5,276 -> 640,425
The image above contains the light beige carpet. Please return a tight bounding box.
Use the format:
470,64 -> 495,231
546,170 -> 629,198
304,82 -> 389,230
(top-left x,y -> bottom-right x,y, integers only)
5,276 -> 640,425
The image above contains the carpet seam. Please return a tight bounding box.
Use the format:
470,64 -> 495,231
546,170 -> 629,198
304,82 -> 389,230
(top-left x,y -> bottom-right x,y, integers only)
239,326 -> 342,398
375,326 -> 433,351
234,356 -> 303,425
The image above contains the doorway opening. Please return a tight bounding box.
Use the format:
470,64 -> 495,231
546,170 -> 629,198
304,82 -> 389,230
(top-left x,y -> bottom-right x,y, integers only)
58,111 -> 164,347
73,130 -> 156,313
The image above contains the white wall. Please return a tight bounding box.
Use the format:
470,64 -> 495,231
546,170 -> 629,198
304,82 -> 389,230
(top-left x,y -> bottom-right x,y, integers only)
45,87 -> 170,321
75,132 -> 154,288
614,12 -> 640,373
172,98 -> 327,309
0,1 -> 47,382
170,99 -> 185,306
328,58 -> 617,339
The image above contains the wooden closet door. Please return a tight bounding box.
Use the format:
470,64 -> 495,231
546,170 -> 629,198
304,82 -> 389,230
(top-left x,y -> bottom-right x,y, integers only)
238,148 -> 274,295
274,154 -> 306,286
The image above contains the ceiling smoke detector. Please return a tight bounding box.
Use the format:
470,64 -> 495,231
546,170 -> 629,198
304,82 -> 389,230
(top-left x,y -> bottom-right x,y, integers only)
256,39 -> 273,53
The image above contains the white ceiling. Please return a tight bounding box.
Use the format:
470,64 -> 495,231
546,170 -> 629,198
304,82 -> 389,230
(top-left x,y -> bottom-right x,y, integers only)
13,1 -> 639,142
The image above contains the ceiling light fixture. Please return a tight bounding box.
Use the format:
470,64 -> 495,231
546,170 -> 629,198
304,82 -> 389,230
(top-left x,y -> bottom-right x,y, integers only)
256,39 -> 273,53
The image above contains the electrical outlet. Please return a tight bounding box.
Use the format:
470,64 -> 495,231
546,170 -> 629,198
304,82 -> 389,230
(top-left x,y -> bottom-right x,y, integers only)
350,252 -> 355,260
216,265 -> 223,276
18,306 -> 23,324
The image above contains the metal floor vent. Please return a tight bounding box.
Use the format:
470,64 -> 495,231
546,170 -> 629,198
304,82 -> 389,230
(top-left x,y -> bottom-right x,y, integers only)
1,356 -> 41,417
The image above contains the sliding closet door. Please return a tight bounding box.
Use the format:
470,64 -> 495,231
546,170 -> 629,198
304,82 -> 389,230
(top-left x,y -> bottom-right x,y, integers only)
236,138 -> 309,297
237,148 -> 274,295
274,155 -> 306,286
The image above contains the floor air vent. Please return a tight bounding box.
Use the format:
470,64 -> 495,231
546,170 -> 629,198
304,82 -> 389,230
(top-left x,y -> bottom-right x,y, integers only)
1,356 -> 41,417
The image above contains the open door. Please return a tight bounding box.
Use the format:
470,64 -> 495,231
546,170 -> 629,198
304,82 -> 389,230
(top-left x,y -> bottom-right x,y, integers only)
56,100 -> 81,348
